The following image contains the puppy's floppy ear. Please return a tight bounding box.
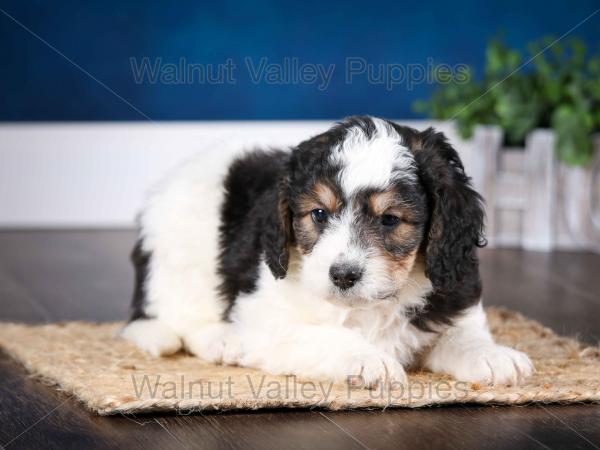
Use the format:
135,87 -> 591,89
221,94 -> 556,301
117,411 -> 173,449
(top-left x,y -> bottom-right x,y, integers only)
262,175 -> 293,279
414,128 -> 486,295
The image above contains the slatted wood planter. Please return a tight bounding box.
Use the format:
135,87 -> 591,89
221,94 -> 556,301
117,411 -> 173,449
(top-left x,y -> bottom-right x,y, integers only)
471,126 -> 600,253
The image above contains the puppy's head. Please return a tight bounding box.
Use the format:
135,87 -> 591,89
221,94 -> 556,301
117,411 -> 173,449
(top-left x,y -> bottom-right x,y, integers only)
265,116 -> 485,306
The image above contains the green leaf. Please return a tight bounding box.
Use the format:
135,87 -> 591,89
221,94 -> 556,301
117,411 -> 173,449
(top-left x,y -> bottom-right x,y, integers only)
412,34 -> 600,166
552,105 -> 594,166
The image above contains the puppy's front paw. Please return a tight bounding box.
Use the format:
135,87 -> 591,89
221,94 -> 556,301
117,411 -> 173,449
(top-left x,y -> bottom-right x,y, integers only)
184,323 -> 241,364
342,352 -> 407,388
448,344 -> 534,385
221,332 -> 243,366
120,319 -> 182,357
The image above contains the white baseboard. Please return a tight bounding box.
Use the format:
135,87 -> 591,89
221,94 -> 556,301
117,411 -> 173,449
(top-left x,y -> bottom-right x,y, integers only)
0,120 -> 470,228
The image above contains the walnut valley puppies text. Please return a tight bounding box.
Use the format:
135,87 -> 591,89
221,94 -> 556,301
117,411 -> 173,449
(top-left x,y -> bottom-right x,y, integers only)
130,57 -> 469,91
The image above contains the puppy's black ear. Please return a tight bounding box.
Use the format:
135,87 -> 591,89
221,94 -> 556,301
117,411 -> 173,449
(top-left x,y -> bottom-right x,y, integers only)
415,128 -> 486,296
262,176 -> 293,279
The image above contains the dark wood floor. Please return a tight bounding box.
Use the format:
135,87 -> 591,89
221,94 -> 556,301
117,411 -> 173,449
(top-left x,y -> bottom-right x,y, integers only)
0,231 -> 599,450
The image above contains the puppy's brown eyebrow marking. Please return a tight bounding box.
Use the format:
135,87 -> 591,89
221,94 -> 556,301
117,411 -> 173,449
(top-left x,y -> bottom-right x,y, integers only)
314,182 -> 342,212
299,181 -> 342,213
369,190 -> 421,224
369,190 -> 397,216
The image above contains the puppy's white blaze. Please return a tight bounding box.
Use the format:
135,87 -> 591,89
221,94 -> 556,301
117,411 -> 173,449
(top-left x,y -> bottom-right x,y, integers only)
331,118 -> 416,195
300,210 -> 363,296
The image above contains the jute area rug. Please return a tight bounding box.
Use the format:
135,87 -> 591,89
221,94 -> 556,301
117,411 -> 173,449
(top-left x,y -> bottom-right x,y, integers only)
0,308 -> 598,415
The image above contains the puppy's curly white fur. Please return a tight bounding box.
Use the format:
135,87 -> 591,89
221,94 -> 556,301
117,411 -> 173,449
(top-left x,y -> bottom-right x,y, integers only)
122,117 -> 534,387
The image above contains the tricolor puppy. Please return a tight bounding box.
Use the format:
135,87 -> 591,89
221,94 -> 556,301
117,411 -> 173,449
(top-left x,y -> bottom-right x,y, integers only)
122,116 -> 533,387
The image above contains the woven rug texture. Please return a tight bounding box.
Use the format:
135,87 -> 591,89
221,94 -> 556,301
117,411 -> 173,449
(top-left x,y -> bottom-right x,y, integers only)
0,308 -> 598,415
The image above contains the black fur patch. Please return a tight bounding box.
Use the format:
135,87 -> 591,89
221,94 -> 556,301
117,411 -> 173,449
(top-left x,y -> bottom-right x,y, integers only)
408,128 -> 486,330
217,149 -> 291,317
129,239 -> 151,321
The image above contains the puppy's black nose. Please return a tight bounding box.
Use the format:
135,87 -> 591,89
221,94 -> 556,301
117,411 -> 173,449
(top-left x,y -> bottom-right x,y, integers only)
329,264 -> 363,290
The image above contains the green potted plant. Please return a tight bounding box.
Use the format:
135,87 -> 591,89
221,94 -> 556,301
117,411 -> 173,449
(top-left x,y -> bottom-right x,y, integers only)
415,36 -> 600,252
415,36 -> 600,166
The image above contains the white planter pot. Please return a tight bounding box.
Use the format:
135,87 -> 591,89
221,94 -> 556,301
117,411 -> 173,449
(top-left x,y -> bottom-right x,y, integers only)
471,126 -> 600,252
556,150 -> 600,252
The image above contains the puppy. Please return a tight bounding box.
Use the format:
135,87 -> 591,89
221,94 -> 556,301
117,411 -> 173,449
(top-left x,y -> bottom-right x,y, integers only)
122,116 -> 533,387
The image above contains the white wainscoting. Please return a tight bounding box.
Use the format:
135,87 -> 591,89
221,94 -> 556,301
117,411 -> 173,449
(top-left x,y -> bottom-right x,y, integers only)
0,120 -> 471,228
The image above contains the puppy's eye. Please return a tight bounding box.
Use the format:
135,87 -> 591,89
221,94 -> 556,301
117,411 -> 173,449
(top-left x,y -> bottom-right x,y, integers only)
311,209 -> 328,224
380,214 -> 401,227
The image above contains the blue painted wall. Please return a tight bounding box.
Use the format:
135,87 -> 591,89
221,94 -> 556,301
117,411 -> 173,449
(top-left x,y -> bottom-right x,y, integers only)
1,0 -> 598,121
